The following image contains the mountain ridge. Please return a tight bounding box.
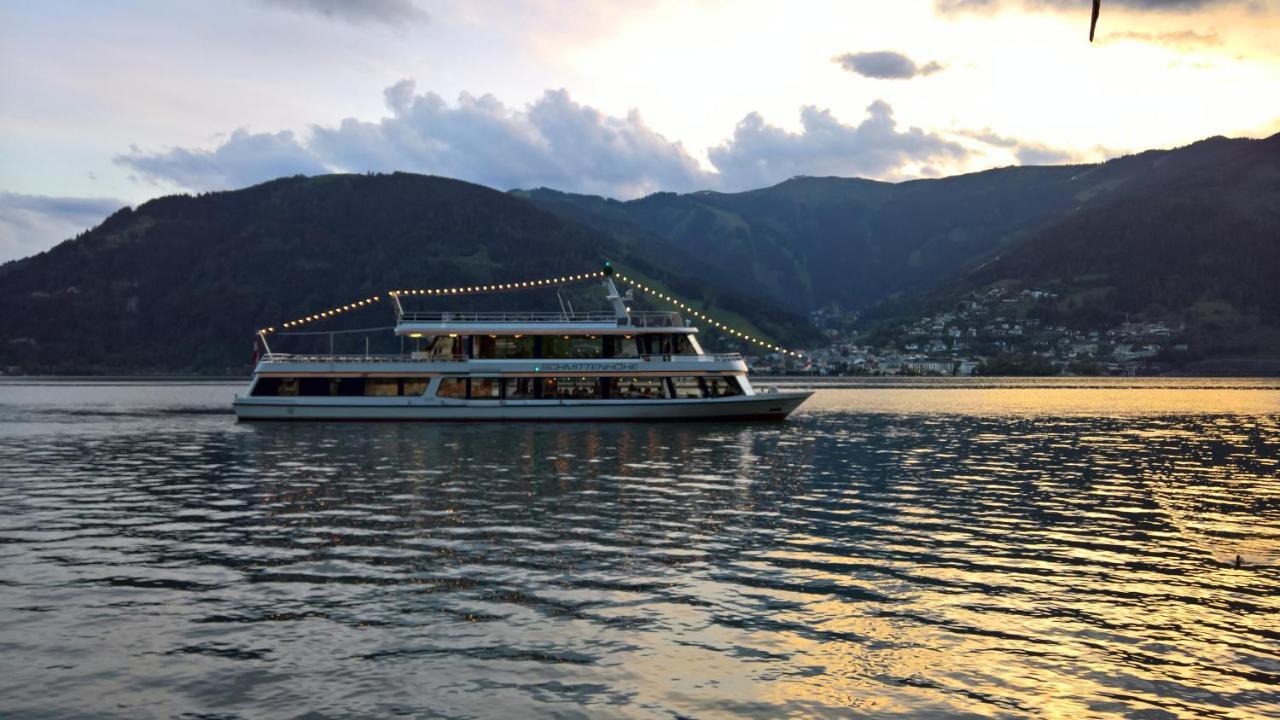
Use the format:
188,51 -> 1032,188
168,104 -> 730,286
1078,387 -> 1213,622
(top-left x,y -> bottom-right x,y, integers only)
0,173 -> 817,374
2,131 -> 1277,374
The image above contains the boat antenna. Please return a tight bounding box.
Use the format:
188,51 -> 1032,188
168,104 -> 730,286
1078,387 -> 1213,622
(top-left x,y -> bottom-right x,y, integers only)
556,286 -> 571,320
257,330 -> 273,359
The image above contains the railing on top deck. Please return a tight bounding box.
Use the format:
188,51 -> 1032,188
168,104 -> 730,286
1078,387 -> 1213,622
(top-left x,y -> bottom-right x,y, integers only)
637,353 -> 745,363
257,352 -> 744,364
395,310 -> 685,328
260,353 -> 452,364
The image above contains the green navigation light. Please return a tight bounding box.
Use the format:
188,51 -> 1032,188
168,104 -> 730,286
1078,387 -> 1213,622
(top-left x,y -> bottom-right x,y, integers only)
602,260 -> 614,276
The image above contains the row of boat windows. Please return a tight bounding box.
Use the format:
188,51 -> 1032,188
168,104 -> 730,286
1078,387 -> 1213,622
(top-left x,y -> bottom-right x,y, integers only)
250,376 -> 743,399
251,377 -> 429,397
436,376 -> 743,400
418,334 -> 692,360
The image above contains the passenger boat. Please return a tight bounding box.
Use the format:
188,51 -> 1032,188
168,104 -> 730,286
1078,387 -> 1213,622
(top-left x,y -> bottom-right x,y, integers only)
232,264 -> 811,421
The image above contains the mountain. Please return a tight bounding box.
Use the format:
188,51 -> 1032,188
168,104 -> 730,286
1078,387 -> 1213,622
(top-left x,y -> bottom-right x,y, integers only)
860,133 -> 1280,360
4,132 -> 1276,375
0,174 -> 817,374
517,167 -> 1085,312
516,133 -> 1280,321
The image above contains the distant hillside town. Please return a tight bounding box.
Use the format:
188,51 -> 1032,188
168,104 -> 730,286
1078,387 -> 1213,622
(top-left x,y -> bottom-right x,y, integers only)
751,286 -> 1232,377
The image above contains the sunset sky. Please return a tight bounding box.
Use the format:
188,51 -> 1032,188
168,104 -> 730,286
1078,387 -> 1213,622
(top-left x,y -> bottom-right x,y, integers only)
1,0 -> 1278,261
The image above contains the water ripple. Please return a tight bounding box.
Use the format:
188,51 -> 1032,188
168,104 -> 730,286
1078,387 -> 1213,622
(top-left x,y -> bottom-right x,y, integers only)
0,383 -> 1278,718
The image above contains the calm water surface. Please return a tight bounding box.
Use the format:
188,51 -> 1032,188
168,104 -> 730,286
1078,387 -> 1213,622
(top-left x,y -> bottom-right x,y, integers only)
1,379 -> 1278,718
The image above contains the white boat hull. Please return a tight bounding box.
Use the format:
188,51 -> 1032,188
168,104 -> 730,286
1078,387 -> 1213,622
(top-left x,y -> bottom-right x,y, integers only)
233,391 -> 812,421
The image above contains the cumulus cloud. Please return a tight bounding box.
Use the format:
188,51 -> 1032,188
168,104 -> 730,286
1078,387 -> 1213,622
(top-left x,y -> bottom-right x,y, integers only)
834,51 -> 944,79
0,193 -> 125,263
708,101 -> 971,191
257,0 -> 427,26
114,82 -> 1103,200
115,129 -> 328,191
310,82 -> 712,197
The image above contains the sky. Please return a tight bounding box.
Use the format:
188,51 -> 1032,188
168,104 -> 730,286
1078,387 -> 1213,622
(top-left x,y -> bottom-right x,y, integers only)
1,0 -> 1278,262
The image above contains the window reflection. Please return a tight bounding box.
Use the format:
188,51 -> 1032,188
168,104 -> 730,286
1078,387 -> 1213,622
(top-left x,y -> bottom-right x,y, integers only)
436,378 -> 467,398
607,377 -> 667,399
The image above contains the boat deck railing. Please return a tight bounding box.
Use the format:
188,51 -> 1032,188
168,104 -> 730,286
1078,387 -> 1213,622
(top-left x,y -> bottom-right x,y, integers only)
396,310 -> 685,327
258,352 -> 743,364
260,353 -> 443,364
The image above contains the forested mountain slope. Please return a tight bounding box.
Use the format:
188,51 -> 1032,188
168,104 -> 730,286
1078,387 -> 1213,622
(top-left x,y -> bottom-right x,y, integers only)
0,174 -> 815,374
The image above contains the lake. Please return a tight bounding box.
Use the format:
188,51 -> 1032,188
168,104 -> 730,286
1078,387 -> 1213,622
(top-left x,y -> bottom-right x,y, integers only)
1,378 -> 1278,718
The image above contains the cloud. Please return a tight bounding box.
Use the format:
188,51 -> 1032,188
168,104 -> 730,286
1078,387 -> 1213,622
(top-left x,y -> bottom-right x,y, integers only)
115,129 -> 328,191
708,101 -> 971,191
938,0 -> 1266,12
112,83 -> 1105,201
957,127 -> 1085,165
0,193 -> 125,263
1100,29 -> 1222,48
117,82 -> 712,199
834,51 -> 945,79
257,0 -> 427,26
305,81 -> 714,197
934,0 -> 999,14
1054,0 -> 1254,7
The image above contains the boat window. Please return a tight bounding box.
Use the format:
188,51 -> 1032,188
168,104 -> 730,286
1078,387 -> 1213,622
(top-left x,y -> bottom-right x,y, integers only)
702,376 -> 744,397
251,377 -> 297,396
669,376 -> 703,398
542,336 -> 602,359
471,377 -> 500,399
474,335 -> 535,359
613,336 -> 639,358
365,379 -> 399,396
426,336 -> 461,360
297,378 -> 329,396
642,334 -> 691,355
436,378 -> 467,398
252,376 -> 434,397
607,377 -> 667,399
505,377 -> 537,400
509,336 -> 535,358
333,378 -> 365,397
544,376 -> 601,399
576,337 -> 602,358
639,334 -> 681,356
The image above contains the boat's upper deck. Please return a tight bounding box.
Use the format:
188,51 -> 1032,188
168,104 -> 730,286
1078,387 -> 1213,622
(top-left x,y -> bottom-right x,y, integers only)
394,310 -> 694,336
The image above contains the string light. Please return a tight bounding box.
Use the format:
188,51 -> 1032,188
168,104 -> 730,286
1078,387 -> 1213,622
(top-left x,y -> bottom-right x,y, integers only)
614,271 -> 805,359
259,270 -> 605,335
263,293 -> 383,335
389,270 -> 603,300
258,266 -> 801,362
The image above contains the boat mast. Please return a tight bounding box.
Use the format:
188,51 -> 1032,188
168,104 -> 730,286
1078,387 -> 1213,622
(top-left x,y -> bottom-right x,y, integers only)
601,261 -> 629,320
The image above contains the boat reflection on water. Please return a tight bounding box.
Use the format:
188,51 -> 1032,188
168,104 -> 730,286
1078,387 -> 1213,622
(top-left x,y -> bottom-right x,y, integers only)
0,382 -> 1277,718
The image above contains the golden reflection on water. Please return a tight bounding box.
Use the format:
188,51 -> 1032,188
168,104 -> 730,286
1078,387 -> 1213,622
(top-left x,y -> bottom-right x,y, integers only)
1,381 -> 1278,718
801,386 -> 1280,416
